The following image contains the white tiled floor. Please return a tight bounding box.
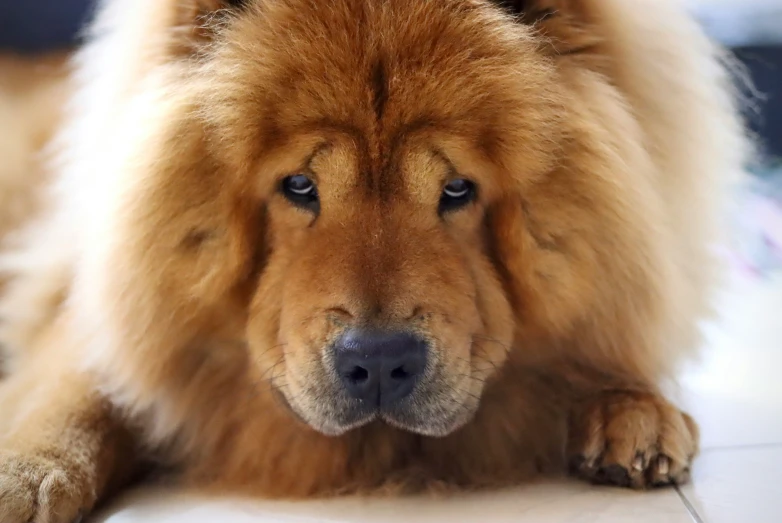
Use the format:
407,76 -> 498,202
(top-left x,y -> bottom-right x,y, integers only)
93,270 -> 782,523
95,483 -> 694,523
680,446 -> 782,523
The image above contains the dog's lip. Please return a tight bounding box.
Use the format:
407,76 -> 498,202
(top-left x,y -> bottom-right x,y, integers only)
312,409 -> 379,437
276,387 -> 380,436
289,400 -> 469,437
379,407 -> 472,437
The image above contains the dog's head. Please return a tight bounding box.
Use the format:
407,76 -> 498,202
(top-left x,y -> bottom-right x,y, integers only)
95,0 -> 650,439
217,0 -> 551,437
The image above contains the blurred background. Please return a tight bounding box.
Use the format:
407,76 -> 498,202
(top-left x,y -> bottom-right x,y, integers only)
0,0 -> 780,275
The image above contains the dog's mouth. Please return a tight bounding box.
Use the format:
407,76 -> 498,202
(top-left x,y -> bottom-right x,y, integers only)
290,398 -> 477,438
275,368 -> 481,438
262,327 -> 487,437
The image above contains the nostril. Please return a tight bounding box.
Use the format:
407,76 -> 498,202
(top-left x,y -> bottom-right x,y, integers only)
345,365 -> 369,384
390,366 -> 410,380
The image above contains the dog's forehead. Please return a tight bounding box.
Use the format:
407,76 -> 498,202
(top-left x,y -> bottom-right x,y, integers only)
202,0 -> 557,182
250,8 -> 509,126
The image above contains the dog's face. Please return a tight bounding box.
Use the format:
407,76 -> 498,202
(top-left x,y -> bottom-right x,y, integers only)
107,0 -> 588,438
253,138 -> 516,437
217,0 -> 571,437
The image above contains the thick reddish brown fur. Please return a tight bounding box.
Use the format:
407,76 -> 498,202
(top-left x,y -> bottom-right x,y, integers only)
0,0 -> 747,521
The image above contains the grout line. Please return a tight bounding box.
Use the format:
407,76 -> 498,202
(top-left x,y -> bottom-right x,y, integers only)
675,485 -> 705,523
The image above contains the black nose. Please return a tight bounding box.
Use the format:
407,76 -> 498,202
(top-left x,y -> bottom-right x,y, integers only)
334,330 -> 427,407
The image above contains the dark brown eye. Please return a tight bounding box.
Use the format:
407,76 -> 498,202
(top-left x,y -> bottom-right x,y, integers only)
281,174 -> 319,213
439,179 -> 476,213
224,0 -> 250,9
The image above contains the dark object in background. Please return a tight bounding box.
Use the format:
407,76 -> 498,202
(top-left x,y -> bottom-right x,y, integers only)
0,0 -> 93,53
736,46 -> 782,161
0,0 -> 779,157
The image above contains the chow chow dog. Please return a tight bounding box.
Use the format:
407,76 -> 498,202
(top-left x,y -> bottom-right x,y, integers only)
0,0 -> 747,521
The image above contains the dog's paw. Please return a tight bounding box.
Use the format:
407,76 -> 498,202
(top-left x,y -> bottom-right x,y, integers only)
567,391 -> 699,489
0,449 -> 91,523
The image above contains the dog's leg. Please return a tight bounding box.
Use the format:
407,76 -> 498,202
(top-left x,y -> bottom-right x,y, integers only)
0,374 -> 135,523
0,323 -> 137,523
566,389 -> 699,489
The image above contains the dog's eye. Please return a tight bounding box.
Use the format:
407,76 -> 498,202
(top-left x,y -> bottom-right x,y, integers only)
439,179 -> 476,213
281,174 -> 319,212
224,0 -> 251,8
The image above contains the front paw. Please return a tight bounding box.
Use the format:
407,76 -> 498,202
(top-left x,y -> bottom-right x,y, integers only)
0,449 -> 92,523
567,391 -> 699,489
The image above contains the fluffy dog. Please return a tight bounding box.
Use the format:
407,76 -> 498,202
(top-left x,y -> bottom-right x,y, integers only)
0,0 -> 747,521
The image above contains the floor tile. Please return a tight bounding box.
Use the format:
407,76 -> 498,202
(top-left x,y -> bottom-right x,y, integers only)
680,446 -> 782,523
675,271 -> 782,449
95,482 -> 693,523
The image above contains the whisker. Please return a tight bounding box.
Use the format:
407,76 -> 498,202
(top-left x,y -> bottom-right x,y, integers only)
438,381 -> 483,405
472,335 -> 513,355
450,372 -> 487,385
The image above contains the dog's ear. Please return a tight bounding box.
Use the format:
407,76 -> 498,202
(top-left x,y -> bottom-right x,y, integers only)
491,0 -> 600,56
171,0 -> 252,55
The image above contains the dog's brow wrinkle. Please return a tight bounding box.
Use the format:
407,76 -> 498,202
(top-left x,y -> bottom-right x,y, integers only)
180,228 -> 215,250
371,59 -> 388,122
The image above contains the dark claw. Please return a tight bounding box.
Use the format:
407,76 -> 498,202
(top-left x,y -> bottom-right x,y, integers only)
602,464 -> 631,487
